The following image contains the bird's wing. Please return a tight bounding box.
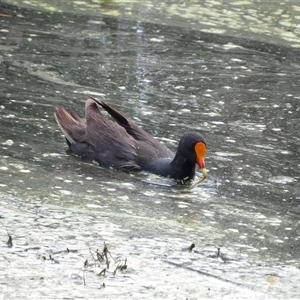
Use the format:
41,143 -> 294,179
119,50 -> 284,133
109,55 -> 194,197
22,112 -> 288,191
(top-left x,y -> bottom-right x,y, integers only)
84,99 -> 141,170
55,100 -> 141,171
88,96 -> 173,159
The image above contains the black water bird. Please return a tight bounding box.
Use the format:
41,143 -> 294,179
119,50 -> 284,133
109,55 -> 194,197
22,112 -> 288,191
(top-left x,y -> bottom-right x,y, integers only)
54,96 -> 207,182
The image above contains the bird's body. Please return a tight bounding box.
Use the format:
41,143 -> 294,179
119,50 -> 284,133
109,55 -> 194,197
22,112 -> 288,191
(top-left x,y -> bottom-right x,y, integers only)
54,96 -> 207,182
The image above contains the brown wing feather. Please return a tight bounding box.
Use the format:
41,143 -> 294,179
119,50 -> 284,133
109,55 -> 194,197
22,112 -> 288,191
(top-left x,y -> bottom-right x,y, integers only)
84,99 -> 140,170
54,106 -> 86,144
88,96 -> 174,160
55,100 -> 141,171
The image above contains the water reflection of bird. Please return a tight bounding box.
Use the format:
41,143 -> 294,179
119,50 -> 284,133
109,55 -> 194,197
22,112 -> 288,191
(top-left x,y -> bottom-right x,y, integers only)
54,96 -> 207,182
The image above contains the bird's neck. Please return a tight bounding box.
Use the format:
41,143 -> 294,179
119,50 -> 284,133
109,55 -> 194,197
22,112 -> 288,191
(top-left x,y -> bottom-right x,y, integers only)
170,151 -> 196,181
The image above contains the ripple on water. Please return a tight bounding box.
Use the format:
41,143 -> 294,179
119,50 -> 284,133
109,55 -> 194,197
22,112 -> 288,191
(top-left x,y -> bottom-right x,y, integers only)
268,176 -> 295,184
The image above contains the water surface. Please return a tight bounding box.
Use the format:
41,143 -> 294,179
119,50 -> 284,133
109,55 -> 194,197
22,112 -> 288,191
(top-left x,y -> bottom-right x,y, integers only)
0,2 -> 300,299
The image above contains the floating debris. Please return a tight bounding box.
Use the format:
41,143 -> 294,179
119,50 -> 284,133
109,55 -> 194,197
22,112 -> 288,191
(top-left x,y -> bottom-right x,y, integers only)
187,243 -> 195,251
188,169 -> 207,190
98,268 -> 106,276
6,231 -> 13,247
113,258 -> 127,275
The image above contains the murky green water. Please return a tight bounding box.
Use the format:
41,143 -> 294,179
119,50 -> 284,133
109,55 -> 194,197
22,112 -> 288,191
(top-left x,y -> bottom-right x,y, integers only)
0,1 -> 300,299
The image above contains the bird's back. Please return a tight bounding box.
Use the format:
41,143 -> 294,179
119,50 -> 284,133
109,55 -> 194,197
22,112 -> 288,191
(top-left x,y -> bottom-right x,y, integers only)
54,97 -> 174,172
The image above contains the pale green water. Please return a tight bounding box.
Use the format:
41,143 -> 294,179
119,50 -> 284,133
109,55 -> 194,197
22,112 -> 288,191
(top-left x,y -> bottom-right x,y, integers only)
0,1 -> 299,299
